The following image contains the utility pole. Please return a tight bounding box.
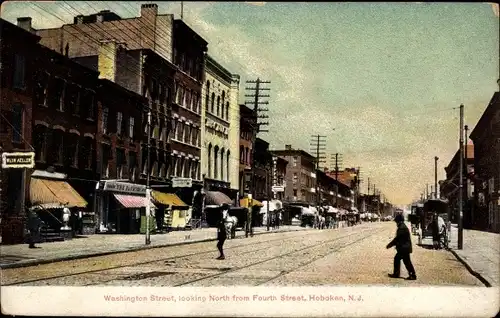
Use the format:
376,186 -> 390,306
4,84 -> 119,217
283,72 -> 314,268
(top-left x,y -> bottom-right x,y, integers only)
426,183 -> 429,199
245,78 -> 270,229
464,124 -> 470,227
367,177 -> 370,195
310,135 -> 326,212
331,153 -> 342,207
458,104 -> 464,249
434,156 -> 439,199
145,107 -> 152,245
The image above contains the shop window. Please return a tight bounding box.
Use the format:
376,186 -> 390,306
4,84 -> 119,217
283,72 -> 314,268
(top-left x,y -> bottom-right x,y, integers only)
13,54 -> 25,89
11,103 -> 24,143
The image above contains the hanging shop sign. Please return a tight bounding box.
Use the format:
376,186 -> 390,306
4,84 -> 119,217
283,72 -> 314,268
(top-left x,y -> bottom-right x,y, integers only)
272,185 -> 285,193
1,152 -> 35,169
103,181 -> 146,195
172,177 -> 192,188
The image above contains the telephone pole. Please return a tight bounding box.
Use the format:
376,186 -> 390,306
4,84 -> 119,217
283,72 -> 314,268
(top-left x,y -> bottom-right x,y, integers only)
245,78 -> 270,229
434,156 -> 439,199
458,104 -> 464,249
310,135 -> 326,210
330,153 -> 342,207
145,104 -> 152,245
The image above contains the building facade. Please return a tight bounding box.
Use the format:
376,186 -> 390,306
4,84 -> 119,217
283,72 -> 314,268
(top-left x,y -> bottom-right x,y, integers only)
271,145 -> 317,204
470,91 -> 500,233
239,104 -> 256,196
0,19 -> 40,243
201,55 -> 240,199
271,156 -> 288,201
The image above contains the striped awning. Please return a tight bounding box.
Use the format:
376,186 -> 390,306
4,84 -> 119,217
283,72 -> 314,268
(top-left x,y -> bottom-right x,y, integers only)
152,191 -> 187,207
113,194 -> 155,209
29,178 -> 87,209
205,191 -> 232,206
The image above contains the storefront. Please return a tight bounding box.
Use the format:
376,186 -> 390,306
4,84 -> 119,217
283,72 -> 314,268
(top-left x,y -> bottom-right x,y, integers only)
29,170 -> 88,234
95,180 -> 152,234
151,191 -> 188,231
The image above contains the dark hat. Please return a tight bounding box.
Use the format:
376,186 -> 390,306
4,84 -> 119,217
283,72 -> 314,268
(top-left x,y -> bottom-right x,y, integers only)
394,214 -> 404,223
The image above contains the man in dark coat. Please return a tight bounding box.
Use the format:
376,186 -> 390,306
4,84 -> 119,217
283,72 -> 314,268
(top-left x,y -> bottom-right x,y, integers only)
216,204 -> 229,260
27,210 -> 42,249
386,213 -> 417,280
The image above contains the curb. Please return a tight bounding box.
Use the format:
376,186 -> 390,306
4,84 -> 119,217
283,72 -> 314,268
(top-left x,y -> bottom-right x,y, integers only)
0,227 -> 306,270
449,249 -> 492,287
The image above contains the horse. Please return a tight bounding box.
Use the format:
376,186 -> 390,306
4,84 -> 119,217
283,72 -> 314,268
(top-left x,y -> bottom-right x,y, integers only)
224,215 -> 238,239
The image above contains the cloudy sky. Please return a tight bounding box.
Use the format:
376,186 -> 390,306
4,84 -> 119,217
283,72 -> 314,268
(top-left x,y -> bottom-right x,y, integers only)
2,2 -> 499,204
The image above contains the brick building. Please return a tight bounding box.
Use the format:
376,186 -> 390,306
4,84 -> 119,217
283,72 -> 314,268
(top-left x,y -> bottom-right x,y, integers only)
239,104 -> 256,195
270,145 -> 317,205
0,19 -> 40,243
271,156 -> 288,201
253,138 -> 273,202
470,91 -> 500,233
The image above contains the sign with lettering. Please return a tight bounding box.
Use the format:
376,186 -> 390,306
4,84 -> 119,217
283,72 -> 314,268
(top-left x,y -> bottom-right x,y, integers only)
1,152 -> 35,169
272,185 -> 285,193
103,181 -> 146,195
172,177 -> 192,188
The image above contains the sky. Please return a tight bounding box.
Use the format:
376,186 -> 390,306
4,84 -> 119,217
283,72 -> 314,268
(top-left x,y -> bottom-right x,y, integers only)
2,2 -> 499,205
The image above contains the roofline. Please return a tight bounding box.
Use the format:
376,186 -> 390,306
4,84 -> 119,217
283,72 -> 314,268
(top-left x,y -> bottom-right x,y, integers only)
206,55 -> 233,83
470,92 -> 500,139
174,19 -> 208,46
270,149 -> 316,161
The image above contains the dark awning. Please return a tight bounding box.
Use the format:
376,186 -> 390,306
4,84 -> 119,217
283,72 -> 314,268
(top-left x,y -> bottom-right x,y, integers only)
205,191 -> 232,207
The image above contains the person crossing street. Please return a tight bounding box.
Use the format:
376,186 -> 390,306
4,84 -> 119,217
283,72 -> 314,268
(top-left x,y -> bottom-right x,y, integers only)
386,213 -> 417,280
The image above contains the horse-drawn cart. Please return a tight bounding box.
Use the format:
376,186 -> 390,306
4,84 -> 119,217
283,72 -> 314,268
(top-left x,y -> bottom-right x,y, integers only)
418,198 -> 450,248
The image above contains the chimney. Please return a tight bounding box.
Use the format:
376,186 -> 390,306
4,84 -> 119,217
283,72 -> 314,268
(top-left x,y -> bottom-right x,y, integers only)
285,145 -> 292,150
17,17 -> 32,32
141,3 -> 159,17
96,13 -> 104,23
98,40 -> 118,82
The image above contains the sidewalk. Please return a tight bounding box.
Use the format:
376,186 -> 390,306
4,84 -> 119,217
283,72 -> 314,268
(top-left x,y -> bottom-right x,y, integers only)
0,226 -> 308,269
448,224 -> 500,287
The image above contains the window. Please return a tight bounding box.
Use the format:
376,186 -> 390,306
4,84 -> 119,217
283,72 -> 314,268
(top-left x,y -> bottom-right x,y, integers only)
11,104 -> 24,143
13,54 -> 25,89
293,189 -> 298,197
293,173 -> 298,184
129,117 -> 135,139
176,121 -> 183,140
214,146 -> 219,180
129,152 -> 137,181
293,156 -> 297,167
116,148 -> 126,179
216,96 -> 220,116
191,127 -> 198,146
55,133 -> 64,165
221,91 -> 225,119
184,125 -> 190,144
208,144 -> 212,178
211,93 -> 215,113
227,151 -> 230,183
87,92 -> 96,119
116,112 -> 123,135
220,150 -> 225,181
225,102 -> 229,120
102,107 -> 109,134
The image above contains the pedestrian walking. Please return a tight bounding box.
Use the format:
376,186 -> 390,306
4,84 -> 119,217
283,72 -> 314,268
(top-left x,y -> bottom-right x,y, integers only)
27,209 -> 42,249
216,204 -> 229,260
386,213 -> 417,280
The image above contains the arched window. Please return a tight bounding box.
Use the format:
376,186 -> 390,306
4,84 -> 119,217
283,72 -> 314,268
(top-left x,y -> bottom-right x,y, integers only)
221,91 -> 226,119
220,148 -> 225,181
208,144 -> 212,178
214,145 -> 219,180
205,81 -> 210,111
226,101 -> 229,120
211,93 -> 215,114
216,96 -> 220,117
226,150 -> 230,182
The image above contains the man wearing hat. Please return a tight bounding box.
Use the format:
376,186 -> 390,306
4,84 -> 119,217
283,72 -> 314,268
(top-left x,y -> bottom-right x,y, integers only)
216,203 -> 230,260
386,213 -> 417,280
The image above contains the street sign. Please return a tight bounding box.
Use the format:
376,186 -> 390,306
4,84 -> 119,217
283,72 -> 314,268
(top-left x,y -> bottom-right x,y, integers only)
272,185 -> 285,192
1,152 -> 35,169
172,177 -> 192,188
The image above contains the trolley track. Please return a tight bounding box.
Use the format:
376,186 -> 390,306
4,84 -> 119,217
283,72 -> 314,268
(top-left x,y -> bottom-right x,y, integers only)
2,228 -> 328,286
172,227 -> 385,287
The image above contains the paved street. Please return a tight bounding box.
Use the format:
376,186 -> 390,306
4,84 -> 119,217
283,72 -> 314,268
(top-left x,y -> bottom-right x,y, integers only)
1,222 -> 482,287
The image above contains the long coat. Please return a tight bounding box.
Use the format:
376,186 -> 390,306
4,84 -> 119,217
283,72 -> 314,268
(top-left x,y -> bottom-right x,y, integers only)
387,222 -> 413,254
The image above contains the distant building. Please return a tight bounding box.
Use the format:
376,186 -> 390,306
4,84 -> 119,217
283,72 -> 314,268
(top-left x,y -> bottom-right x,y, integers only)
470,91 -> 500,233
270,145 -> 317,205
238,104 -> 256,196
